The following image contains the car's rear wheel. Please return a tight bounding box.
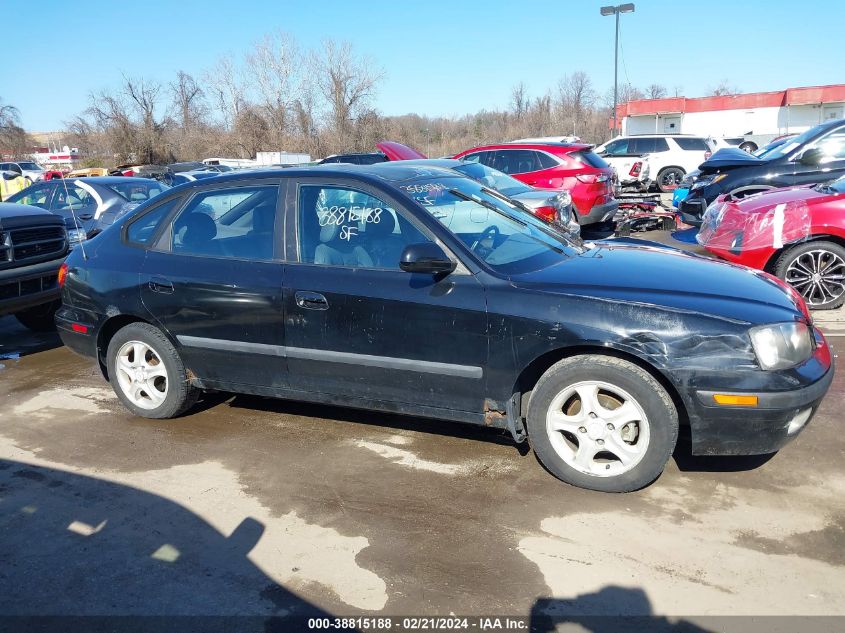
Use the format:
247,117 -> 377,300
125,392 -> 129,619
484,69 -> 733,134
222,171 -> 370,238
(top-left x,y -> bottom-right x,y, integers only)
14,300 -> 60,332
526,355 -> 678,492
656,167 -> 685,193
775,241 -> 845,310
107,322 -> 199,418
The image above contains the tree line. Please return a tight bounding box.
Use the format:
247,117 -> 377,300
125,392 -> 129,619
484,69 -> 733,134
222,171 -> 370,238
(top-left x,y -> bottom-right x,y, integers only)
2,31 -> 741,165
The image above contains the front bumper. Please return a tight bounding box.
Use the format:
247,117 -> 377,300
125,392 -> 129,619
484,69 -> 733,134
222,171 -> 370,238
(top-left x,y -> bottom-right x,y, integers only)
687,365 -> 834,456
0,256 -> 65,316
579,199 -> 619,226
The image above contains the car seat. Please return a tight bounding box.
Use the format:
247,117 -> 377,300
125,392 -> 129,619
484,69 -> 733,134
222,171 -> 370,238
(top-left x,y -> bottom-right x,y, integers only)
314,221 -> 373,267
179,213 -> 222,256
364,211 -> 406,269
246,203 -> 276,260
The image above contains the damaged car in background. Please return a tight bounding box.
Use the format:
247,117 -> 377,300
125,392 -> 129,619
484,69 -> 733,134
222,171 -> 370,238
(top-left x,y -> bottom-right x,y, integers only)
56,163 -> 833,493
698,174 -> 845,310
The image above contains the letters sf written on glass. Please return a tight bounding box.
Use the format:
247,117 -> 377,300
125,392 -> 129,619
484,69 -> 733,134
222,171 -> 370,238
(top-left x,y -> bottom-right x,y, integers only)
318,205 -> 384,241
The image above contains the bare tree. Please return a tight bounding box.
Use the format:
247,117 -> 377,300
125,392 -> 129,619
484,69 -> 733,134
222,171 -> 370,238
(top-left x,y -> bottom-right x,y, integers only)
170,71 -> 205,130
0,98 -> 33,158
313,40 -> 382,138
205,56 -> 244,130
510,82 -> 529,121
672,85 -> 684,98
645,84 -> 667,99
246,31 -> 300,145
708,80 -> 739,96
556,72 -> 596,135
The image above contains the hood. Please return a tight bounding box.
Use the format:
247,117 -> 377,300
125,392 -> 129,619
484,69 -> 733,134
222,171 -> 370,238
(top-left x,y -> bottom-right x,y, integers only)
0,202 -> 65,230
731,184 -> 831,211
376,141 -> 427,161
699,147 -> 764,172
510,241 -> 804,325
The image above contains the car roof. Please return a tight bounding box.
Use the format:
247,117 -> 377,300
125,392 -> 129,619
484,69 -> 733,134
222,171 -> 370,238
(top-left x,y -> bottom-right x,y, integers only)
167,163 -> 465,191
64,176 -> 159,185
461,143 -> 591,153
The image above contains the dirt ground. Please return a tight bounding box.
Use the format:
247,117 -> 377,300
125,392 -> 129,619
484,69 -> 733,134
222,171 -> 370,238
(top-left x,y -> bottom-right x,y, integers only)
1,232 -> 843,631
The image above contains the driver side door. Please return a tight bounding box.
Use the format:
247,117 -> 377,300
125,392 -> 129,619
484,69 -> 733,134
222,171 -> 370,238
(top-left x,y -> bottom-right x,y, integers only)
283,179 -> 489,415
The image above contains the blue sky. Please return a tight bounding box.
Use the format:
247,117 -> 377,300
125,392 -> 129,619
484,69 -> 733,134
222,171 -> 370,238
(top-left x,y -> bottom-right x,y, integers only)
3,0 -> 843,131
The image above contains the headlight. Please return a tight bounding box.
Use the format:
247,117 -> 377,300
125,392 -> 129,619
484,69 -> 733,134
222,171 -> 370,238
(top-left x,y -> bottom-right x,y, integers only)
691,173 -> 727,191
67,228 -> 87,247
749,322 -> 813,370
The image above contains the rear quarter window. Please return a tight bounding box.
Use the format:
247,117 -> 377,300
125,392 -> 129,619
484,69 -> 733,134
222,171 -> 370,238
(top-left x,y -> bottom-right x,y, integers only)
125,197 -> 181,246
674,137 -> 710,151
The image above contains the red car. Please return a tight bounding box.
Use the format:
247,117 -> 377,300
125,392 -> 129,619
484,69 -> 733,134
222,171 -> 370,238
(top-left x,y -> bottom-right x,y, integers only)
698,175 -> 845,310
452,143 -> 617,225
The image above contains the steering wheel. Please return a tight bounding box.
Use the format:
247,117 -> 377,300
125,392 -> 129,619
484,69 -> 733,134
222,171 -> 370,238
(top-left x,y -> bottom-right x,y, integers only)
470,225 -> 500,253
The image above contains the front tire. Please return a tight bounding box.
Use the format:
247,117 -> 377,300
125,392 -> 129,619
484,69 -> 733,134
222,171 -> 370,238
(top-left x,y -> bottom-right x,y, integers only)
526,355 -> 678,492
775,241 -> 845,310
106,322 -> 199,418
14,300 -> 60,332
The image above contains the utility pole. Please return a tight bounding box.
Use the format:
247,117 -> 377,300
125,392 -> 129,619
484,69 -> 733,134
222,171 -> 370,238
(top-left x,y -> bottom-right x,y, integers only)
600,3 -> 635,136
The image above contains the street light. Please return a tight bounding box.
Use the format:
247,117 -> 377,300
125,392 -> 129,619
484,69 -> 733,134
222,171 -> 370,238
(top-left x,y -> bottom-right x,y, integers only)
600,3 -> 635,136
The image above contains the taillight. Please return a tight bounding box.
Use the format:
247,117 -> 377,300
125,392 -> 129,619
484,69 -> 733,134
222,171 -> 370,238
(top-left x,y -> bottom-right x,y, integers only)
58,263 -> 68,288
629,162 -> 642,177
532,205 -> 557,223
576,174 -> 596,184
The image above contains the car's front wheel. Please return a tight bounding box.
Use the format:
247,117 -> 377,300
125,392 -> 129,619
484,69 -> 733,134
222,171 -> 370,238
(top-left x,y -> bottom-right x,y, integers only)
106,322 -> 199,418
775,241 -> 845,310
526,355 -> 678,492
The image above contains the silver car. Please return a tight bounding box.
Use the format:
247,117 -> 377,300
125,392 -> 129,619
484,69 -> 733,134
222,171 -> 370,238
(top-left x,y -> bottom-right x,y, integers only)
398,159 -> 580,238
0,160 -> 46,182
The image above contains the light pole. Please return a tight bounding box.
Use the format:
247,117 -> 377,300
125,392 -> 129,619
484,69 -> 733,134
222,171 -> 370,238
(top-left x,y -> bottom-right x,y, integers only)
600,3 -> 635,137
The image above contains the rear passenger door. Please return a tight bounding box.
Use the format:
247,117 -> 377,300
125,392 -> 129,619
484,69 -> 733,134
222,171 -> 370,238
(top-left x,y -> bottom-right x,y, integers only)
139,180 -> 288,389
282,178 -> 488,414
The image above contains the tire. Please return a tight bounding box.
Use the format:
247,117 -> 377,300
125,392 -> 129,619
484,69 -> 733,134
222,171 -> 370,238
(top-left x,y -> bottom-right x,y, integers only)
739,142 -> 758,153
106,322 -> 199,419
656,167 -> 685,193
14,300 -> 60,332
526,355 -> 678,492
774,241 -> 845,310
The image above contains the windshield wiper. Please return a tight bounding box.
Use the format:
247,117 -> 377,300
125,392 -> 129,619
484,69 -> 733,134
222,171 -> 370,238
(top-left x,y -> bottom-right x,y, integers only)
480,186 -> 533,214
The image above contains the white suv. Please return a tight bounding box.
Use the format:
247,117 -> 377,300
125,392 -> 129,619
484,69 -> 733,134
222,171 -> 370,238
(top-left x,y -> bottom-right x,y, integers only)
595,135 -> 712,193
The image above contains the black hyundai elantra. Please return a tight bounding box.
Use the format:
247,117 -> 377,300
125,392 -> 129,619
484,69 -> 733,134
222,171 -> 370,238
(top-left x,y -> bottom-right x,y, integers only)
55,163 -> 834,492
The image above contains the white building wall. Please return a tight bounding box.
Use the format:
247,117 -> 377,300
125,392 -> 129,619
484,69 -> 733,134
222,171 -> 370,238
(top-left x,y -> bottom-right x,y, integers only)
623,103 -> 843,139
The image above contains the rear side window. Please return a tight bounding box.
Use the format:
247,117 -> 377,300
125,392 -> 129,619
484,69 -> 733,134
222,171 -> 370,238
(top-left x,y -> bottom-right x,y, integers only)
674,137 -> 710,151
126,197 -> 182,246
170,186 -> 279,260
493,149 -> 541,174
570,151 -> 609,169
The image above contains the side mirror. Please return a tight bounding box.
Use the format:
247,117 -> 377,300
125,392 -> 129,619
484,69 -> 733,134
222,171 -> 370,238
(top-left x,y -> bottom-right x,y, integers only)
399,242 -> 456,275
799,147 -> 823,166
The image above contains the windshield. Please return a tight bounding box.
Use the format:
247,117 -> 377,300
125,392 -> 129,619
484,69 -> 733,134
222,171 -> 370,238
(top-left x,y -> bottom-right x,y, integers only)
453,162 -> 531,197
759,126 -> 822,160
17,162 -> 42,171
107,181 -> 170,202
401,176 -> 579,274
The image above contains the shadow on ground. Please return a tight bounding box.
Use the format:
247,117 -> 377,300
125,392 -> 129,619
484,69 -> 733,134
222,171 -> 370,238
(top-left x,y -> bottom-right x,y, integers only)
0,458 -> 332,630
0,315 -> 62,360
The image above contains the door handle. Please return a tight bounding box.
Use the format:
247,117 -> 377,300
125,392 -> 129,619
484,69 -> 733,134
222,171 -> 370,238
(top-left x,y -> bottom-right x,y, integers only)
78,214 -> 94,220
149,277 -> 174,294
295,290 -> 329,310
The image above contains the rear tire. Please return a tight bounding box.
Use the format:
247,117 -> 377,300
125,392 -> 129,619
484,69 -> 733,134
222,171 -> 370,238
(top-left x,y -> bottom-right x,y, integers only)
106,322 -> 199,418
656,167 -> 685,193
14,300 -> 60,332
774,241 -> 845,310
526,355 -> 678,492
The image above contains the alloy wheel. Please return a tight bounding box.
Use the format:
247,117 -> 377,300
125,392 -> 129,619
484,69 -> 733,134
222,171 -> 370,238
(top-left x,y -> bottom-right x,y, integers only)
785,249 -> 845,307
545,380 -> 650,477
115,340 -> 169,410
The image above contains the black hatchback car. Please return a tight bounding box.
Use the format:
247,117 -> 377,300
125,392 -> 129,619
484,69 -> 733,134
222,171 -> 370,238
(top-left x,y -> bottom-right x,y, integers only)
56,164 -> 834,492
679,118 -> 845,225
